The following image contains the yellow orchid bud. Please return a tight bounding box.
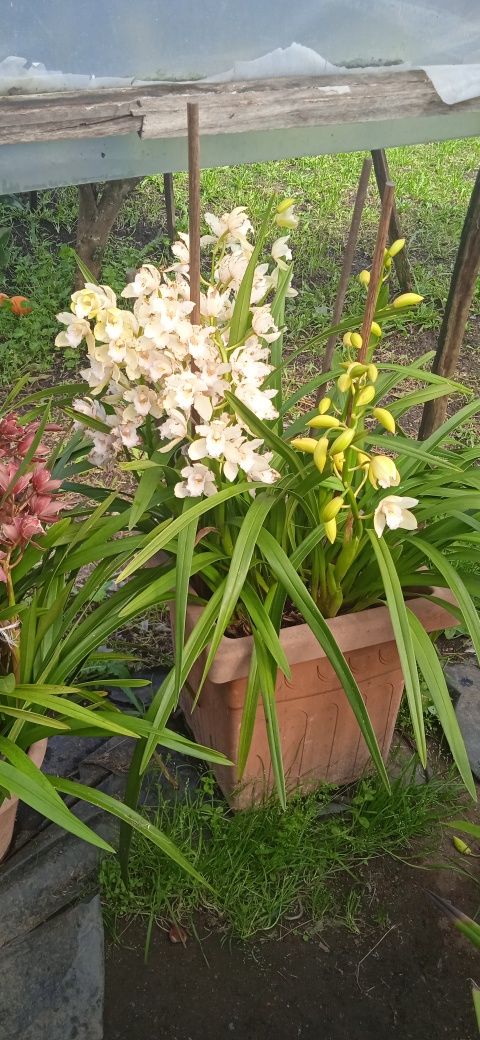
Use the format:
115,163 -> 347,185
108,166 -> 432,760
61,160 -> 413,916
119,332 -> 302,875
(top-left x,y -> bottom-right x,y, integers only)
350,332 -> 363,350
324,518 -> 337,544
355,385 -> 375,408
330,427 -> 355,455
370,321 -> 382,338
291,437 -> 317,454
332,452 -> 345,472
321,496 -> 344,522
453,836 -> 472,855
318,396 -> 331,415
358,269 -> 370,287
384,256 -> 393,269
368,454 -> 400,489
373,407 -> 396,434
388,238 -> 405,257
313,437 -> 329,473
348,363 -> 367,378
367,363 -> 378,383
308,414 -> 341,430
337,373 -> 351,394
392,292 -> 424,309
343,332 -> 353,348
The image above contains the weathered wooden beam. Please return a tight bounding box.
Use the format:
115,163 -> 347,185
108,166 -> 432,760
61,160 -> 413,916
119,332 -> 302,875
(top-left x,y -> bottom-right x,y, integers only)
0,71 -> 478,147
371,148 -> 413,291
419,167 -> 480,439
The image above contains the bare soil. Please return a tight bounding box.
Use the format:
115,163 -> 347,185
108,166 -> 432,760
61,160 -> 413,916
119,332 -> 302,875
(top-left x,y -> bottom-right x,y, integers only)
104,854 -> 480,1040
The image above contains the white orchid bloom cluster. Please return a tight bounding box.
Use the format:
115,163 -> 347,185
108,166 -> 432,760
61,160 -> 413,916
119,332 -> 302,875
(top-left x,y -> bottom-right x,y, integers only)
57,207 -> 296,498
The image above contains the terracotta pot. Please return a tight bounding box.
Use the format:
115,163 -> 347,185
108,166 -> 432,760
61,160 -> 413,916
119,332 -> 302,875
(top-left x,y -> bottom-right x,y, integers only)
179,592 -> 455,809
0,738 -> 48,861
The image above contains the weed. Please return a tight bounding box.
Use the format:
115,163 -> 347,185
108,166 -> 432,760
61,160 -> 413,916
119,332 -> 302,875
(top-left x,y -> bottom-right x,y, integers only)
101,767 -> 462,942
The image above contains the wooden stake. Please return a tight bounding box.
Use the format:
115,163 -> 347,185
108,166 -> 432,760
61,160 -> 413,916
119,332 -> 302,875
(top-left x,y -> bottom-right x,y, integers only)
318,157 -> 372,396
358,182 -> 395,364
163,172 -> 176,242
419,166 -> 480,439
187,102 -> 201,325
371,149 -> 413,292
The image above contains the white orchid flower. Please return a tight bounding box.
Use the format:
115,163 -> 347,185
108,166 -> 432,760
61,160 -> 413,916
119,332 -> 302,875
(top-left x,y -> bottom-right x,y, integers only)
174,463 -> 218,499
271,236 -> 292,270
121,264 -> 161,299
71,283 -> 116,319
55,312 -> 94,350
123,385 -> 163,419
250,305 -> 281,343
373,496 -> 419,538
188,416 -> 244,462
235,382 -> 279,421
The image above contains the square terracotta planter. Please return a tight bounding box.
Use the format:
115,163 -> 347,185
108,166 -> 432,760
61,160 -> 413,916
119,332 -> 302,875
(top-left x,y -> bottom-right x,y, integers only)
179,592 -> 455,808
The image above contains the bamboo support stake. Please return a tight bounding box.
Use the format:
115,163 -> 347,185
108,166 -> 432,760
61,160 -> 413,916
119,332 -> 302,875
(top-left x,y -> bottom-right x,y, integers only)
163,172 -> 176,242
318,157 -> 372,396
419,166 -> 480,439
358,182 -> 395,364
371,149 -> 413,291
187,102 -> 201,325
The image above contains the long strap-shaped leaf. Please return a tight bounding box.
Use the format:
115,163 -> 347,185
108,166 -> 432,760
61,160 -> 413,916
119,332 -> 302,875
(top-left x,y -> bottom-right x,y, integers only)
406,608 -> 476,800
199,496 -> 275,688
253,632 -> 286,808
225,391 -> 303,473
258,528 -> 390,788
48,775 -> 208,885
413,537 -> 480,662
174,505 -> 199,703
0,738 -> 113,852
119,582 -> 227,875
367,532 -> 426,765
228,196 -> 274,346
117,481 -> 258,580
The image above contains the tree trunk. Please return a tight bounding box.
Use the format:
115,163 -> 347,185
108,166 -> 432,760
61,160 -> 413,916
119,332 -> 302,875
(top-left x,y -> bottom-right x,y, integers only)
419,166 -> 480,439
74,179 -> 141,290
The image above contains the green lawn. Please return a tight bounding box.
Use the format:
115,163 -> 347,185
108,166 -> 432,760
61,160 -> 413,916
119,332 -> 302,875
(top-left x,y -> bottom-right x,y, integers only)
1,137 -> 480,384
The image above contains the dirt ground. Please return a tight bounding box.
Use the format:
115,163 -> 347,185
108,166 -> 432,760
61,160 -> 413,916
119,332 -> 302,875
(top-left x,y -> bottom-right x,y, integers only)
104,855 -> 480,1040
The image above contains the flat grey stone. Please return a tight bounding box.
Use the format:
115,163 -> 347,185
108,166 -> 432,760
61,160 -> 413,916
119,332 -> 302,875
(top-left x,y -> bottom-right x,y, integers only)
78,737 -> 135,783
444,662 -> 480,705
0,796 -> 116,948
0,895 -> 104,1040
446,663 -> 480,780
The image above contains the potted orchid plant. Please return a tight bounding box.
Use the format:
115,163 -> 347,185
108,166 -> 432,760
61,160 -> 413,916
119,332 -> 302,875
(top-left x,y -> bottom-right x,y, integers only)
0,385 -> 228,862
60,198 -> 479,813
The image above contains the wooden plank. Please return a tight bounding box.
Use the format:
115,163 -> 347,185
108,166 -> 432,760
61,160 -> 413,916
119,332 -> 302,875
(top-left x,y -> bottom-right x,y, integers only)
0,71 -> 478,147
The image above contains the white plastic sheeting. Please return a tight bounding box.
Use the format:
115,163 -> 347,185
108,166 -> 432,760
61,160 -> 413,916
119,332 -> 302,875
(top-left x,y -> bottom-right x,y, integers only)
1,0 -> 479,102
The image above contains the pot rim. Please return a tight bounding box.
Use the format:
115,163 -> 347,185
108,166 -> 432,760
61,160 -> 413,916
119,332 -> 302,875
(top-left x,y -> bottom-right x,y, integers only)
182,588 -> 456,683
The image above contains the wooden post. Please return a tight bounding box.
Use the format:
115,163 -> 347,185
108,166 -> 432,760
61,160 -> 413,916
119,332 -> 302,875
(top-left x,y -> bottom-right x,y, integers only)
318,157 -> 372,394
187,102 -> 201,325
358,182 -> 395,364
371,149 -> 413,292
163,172 -> 176,242
419,167 -> 480,439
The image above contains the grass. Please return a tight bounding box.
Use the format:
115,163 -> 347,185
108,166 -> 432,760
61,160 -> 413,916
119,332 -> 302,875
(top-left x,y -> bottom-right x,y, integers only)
101,766 -> 463,943
1,138 -> 480,384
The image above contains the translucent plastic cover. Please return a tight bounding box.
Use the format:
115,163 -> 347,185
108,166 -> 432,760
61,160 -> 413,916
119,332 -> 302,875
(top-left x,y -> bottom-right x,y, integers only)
1,0 -> 479,90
